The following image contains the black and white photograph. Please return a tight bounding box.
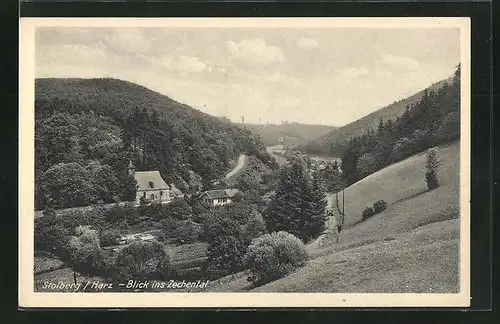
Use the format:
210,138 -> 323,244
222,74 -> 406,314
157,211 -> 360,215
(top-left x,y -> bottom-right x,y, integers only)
19,18 -> 470,308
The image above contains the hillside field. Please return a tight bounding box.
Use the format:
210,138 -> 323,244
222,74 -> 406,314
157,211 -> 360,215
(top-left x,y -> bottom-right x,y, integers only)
208,141 -> 461,293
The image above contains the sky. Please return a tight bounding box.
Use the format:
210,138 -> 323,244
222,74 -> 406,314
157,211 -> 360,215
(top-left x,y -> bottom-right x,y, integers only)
35,26 -> 461,126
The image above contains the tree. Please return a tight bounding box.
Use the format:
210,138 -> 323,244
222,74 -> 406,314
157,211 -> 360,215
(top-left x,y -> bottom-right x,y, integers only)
356,153 -> 377,178
301,176 -> 327,242
39,162 -> 95,209
164,198 -> 193,221
174,220 -> 201,244
114,240 -> 172,281
242,212 -> 267,243
104,205 -> 139,227
204,215 -> 247,279
437,111 -> 460,143
87,161 -> 122,204
264,159 -> 307,239
425,147 -> 440,190
67,225 -> 104,276
34,210 -> 72,258
121,174 -> 138,202
264,157 -> 327,243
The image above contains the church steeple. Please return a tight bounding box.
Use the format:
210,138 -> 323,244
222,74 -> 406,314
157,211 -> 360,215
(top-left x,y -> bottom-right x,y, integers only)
127,160 -> 136,177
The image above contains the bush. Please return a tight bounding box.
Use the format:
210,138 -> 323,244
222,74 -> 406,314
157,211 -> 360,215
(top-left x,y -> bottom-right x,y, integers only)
104,205 -> 139,225
114,240 -> 172,281
99,229 -> 121,247
362,207 -> 375,220
67,225 -> 104,276
175,220 -> 201,244
373,200 -> 387,214
243,231 -> 308,286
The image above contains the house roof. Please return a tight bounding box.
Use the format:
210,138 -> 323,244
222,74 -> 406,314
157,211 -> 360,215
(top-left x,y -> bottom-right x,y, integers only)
135,171 -> 169,191
200,188 -> 240,199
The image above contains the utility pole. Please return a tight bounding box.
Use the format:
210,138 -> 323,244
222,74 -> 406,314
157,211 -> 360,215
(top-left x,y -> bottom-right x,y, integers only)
342,177 -> 345,216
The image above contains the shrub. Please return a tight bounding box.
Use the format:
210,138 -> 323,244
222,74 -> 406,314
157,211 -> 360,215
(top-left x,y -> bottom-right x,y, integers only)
104,205 -> 139,225
373,200 -> 388,214
67,225 -> 104,276
243,231 -> 308,286
362,207 -> 375,220
114,240 -> 172,281
175,220 -> 201,244
99,229 -> 121,247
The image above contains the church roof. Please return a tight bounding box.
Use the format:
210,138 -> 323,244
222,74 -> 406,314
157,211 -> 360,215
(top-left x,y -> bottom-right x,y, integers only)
135,171 -> 169,191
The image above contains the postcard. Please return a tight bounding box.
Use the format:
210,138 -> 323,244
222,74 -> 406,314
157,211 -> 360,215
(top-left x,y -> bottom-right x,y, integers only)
19,17 -> 470,308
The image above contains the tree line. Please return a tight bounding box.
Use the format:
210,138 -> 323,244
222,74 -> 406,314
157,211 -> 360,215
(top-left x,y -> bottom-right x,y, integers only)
340,65 -> 460,186
34,78 -> 276,210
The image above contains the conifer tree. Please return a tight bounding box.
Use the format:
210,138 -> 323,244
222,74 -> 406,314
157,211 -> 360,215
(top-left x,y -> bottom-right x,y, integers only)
264,156 -> 327,243
425,147 -> 440,190
301,175 -> 327,241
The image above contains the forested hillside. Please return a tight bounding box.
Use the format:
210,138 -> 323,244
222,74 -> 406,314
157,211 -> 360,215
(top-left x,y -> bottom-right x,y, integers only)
302,78 -> 452,157
340,66 -> 461,186
237,122 -> 336,147
35,78 -> 275,210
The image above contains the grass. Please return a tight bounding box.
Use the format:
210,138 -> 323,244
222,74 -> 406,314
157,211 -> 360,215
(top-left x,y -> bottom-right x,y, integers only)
34,253 -> 66,275
165,242 -> 208,272
253,219 -> 459,293
209,141 -> 461,293
338,141 -> 459,228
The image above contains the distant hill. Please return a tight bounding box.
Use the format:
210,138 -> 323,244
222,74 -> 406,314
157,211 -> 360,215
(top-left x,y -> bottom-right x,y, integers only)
235,122 -> 337,147
35,78 -> 275,210
302,78 -> 453,156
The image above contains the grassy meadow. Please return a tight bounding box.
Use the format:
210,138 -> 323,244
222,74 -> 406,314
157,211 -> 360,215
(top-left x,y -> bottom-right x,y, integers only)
208,141 -> 461,292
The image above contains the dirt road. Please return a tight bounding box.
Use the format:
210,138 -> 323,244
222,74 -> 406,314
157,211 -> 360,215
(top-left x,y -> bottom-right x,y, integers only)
225,154 -> 247,180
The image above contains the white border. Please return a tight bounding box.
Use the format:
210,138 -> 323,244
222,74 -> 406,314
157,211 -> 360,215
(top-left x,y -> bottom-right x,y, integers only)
19,17 -> 471,308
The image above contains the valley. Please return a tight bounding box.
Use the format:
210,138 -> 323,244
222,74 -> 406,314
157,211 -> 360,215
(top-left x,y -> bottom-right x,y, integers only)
34,68 -> 462,294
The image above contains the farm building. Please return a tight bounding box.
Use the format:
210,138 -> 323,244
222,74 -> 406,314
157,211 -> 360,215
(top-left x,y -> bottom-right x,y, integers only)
127,161 -> 178,205
199,188 -> 240,207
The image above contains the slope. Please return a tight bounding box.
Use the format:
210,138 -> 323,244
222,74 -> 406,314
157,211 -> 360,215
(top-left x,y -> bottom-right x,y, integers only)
302,78 -> 452,156
35,78 -> 275,210
209,141 -> 460,293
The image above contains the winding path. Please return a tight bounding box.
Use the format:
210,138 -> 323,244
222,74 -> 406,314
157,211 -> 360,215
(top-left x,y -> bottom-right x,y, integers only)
225,154 -> 247,180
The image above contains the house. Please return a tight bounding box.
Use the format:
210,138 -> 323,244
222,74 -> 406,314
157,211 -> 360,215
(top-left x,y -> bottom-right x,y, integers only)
127,161 -> 171,205
199,188 -> 240,206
